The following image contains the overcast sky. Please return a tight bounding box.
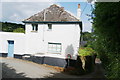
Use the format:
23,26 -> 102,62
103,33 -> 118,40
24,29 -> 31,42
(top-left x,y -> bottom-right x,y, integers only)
1,0 -> 93,32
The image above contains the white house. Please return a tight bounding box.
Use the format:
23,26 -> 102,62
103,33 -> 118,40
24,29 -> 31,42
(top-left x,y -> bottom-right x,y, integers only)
0,4 -> 82,67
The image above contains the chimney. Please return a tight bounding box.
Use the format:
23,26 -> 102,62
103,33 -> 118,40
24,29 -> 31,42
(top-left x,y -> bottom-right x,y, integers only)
61,7 -> 64,11
77,4 -> 81,20
78,4 -> 80,8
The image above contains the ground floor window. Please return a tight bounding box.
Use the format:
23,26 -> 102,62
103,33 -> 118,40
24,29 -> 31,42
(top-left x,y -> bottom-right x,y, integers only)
48,42 -> 62,53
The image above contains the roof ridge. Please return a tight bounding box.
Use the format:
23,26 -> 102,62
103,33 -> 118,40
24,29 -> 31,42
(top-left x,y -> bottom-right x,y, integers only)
24,4 -> 79,22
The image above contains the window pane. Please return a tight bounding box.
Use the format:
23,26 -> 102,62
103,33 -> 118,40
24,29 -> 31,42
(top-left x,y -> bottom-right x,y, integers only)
32,24 -> 38,31
48,42 -> 61,53
32,24 -> 34,31
35,26 -> 38,31
57,45 -> 61,49
53,45 -> 56,48
49,44 -> 52,48
57,47 -> 61,52
48,24 -> 52,30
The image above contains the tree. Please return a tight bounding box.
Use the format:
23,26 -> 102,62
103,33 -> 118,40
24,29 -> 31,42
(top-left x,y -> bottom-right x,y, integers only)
93,2 -> 120,78
82,32 -> 92,41
1,22 -> 25,32
82,32 -> 96,48
13,28 -> 25,33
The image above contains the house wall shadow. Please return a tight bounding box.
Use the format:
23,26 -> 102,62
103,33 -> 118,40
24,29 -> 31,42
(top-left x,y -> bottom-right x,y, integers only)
65,44 -> 74,56
65,44 -> 75,67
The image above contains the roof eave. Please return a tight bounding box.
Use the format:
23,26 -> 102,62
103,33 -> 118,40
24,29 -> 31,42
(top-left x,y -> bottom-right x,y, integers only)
22,21 -> 82,24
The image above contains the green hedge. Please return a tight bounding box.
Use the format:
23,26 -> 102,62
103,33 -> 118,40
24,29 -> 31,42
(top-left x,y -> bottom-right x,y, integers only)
93,2 -> 120,79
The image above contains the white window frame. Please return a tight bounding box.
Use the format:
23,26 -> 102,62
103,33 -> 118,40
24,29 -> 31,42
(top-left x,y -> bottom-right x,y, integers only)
48,42 -> 62,53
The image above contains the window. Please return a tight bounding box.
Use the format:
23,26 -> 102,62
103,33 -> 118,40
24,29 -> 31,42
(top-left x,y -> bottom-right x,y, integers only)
32,24 -> 38,31
48,42 -> 62,53
48,24 -> 52,31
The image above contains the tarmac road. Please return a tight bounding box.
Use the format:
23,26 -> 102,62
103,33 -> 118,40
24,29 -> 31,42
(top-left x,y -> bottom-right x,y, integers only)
0,57 -> 105,79
1,57 -> 60,78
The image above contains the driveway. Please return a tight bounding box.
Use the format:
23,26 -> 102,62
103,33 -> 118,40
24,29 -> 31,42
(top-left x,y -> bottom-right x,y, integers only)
0,57 -> 105,79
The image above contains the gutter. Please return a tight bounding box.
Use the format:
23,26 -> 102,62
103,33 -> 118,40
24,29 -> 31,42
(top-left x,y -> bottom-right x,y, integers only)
22,21 -> 82,25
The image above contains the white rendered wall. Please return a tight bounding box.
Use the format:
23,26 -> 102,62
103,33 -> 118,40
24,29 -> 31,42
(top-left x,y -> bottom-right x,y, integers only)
0,24 -> 81,60
0,32 -> 25,55
25,24 -> 80,60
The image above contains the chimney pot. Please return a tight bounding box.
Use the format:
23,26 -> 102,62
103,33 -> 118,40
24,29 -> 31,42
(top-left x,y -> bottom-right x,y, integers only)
77,4 -> 81,20
61,7 -> 64,9
78,4 -> 80,8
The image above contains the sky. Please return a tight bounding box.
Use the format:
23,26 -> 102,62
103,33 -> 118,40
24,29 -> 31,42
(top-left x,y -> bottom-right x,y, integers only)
0,0 -> 93,32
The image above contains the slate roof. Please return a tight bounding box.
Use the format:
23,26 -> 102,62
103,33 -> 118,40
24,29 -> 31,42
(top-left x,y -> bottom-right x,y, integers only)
24,4 -> 79,22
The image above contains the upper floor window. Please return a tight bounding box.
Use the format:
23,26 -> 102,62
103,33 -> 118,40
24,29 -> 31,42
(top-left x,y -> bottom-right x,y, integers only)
48,24 -> 52,31
32,24 -> 38,31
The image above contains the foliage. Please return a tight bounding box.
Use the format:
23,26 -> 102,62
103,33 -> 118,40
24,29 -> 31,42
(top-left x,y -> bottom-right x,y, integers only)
82,32 -> 92,41
1,22 -> 25,33
82,32 -> 90,47
0,22 -> 2,31
78,47 -> 96,56
92,2 -> 120,79
78,47 -> 96,74
82,32 -> 96,48
13,28 -> 25,33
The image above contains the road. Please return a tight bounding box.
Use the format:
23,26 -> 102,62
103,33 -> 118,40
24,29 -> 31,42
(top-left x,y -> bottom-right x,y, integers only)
0,57 -> 105,79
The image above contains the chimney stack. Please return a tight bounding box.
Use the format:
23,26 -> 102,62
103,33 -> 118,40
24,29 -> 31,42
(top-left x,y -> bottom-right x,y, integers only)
61,7 -> 64,11
78,4 -> 80,8
77,4 -> 81,20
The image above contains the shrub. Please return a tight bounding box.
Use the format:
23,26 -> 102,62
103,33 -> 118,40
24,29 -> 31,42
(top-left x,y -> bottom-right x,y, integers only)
78,47 -> 96,56
78,47 -> 96,73
13,28 -> 25,33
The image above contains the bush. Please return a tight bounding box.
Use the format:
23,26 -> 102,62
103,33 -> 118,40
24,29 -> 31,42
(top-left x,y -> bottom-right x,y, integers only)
78,47 -> 96,56
13,28 -> 25,33
78,47 -> 96,73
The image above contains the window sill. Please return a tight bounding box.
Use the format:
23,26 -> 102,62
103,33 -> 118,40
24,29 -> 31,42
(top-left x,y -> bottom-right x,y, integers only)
31,31 -> 38,33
